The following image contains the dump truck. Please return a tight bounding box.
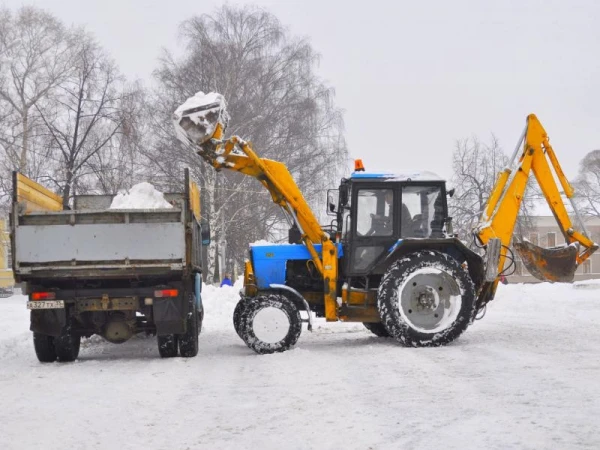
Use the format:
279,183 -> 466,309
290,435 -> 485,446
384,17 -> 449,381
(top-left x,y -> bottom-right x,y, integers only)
173,92 -> 597,354
9,169 -> 209,362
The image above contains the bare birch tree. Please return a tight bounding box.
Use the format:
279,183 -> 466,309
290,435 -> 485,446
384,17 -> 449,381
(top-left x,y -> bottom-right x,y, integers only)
0,6 -> 72,174
147,5 -> 347,281
449,134 -> 537,250
37,32 -> 140,207
574,150 -> 600,220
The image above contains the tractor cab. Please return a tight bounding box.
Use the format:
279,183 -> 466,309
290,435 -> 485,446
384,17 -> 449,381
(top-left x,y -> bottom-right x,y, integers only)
336,171 -> 449,276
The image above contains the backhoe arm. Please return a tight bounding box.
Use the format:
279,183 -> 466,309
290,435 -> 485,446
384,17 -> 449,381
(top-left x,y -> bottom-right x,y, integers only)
477,114 -> 597,285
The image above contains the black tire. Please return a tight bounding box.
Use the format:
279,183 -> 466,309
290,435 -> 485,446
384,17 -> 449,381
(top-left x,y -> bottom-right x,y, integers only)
238,295 -> 302,355
378,250 -> 476,347
54,328 -> 81,362
33,333 -> 57,363
363,322 -> 391,337
157,334 -> 178,358
178,295 -> 199,357
233,298 -> 249,337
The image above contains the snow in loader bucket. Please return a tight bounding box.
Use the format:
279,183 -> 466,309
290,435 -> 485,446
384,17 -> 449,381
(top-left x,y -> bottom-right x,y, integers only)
173,91 -> 229,147
514,240 -> 579,283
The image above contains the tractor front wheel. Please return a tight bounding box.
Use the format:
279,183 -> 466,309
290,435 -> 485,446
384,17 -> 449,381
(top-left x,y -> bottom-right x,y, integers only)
233,298 -> 249,337
238,295 -> 302,354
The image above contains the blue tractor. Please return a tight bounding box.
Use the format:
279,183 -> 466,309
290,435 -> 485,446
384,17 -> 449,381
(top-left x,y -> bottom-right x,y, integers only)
174,92 -> 487,354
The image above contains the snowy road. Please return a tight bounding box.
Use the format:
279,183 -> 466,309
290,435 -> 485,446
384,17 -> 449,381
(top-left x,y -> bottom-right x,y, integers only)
1,282 -> 599,450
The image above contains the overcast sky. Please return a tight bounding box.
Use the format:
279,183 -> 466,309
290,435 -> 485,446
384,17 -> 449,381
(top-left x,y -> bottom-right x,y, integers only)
6,0 -> 600,182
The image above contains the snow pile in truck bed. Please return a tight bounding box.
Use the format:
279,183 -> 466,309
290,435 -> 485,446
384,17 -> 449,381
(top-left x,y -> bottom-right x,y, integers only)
109,182 -> 173,209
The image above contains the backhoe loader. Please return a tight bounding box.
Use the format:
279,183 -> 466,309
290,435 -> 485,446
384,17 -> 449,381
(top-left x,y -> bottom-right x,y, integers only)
173,92 -> 597,354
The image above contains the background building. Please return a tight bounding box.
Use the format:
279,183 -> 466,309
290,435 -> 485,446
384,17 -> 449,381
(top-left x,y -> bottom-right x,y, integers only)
508,214 -> 600,283
0,218 -> 14,294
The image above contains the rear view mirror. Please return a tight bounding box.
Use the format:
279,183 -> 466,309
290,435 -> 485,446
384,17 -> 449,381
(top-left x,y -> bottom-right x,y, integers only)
326,189 -> 339,216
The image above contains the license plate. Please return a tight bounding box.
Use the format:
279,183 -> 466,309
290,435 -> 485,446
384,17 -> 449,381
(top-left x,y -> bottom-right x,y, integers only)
27,300 -> 65,310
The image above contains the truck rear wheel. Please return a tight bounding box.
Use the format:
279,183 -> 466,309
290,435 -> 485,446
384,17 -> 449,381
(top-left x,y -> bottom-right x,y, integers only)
157,334 -> 178,357
179,295 -> 199,357
238,295 -> 301,355
54,327 -> 81,362
33,333 -> 57,363
377,250 -> 476,347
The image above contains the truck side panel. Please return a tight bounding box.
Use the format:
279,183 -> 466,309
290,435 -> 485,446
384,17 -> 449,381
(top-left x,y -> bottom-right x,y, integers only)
15,222 -> 185,263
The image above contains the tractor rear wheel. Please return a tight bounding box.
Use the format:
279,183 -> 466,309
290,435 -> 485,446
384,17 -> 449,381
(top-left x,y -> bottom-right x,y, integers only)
238,295 -> 302,354
378,250 -> 476,347
363,322 -> 391,337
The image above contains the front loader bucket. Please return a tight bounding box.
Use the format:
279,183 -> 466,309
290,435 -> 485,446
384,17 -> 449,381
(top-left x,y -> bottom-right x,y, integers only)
513,241 -> 578,282
173,92 -> 229,147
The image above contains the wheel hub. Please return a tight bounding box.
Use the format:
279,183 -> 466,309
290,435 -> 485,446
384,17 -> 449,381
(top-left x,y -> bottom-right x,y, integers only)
398,268 -> 462,333
253,306 -> 291,344
415,288 -> 437,310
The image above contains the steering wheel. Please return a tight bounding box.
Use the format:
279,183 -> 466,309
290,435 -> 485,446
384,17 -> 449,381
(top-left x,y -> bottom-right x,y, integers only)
366,213 -> 391,236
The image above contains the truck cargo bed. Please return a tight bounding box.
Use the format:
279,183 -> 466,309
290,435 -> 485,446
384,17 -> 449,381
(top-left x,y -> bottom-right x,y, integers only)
11,187 -> 203,281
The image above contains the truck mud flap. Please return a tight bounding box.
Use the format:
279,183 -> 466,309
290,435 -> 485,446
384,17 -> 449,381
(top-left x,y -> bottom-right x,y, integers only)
154,298 -> 185,335
30,309 -> 66,337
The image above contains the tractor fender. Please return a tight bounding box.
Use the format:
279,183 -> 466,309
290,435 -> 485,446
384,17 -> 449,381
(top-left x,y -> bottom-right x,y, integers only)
376,238 -> 485,289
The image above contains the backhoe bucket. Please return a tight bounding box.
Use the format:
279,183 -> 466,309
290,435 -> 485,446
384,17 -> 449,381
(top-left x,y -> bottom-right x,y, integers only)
513,241 -> 578,282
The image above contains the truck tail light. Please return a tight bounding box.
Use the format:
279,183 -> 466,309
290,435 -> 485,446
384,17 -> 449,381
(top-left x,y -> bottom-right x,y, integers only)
31,292 -> 56,301
154,289 -> 178,298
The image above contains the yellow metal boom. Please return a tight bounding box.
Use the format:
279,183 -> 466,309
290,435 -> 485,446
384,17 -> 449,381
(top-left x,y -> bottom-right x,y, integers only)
476,114 -> 598,284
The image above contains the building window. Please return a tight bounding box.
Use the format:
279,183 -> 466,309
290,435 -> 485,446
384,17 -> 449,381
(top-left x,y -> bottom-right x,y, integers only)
547,232 -> 556,248
582,260 -> 592,274
529,233 -> 539,246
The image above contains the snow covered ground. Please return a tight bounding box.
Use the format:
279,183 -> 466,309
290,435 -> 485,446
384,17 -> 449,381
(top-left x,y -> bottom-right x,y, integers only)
1,281 -> 599,450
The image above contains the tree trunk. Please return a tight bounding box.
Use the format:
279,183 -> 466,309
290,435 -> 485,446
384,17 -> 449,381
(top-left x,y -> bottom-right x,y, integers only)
62,167 -> 73,209
19,111 -> 28,172
205,171 -> 217,283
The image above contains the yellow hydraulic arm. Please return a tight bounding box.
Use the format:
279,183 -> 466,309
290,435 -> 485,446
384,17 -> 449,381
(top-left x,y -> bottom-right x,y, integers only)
173,95 -> 339,319
476,114 -> 597,285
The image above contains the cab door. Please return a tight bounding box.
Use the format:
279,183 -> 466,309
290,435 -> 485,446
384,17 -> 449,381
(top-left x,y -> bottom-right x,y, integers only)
345,185 -> 398,276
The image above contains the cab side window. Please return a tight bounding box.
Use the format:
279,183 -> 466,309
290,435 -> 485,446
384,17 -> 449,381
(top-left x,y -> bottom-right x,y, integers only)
356,189 -> 394,237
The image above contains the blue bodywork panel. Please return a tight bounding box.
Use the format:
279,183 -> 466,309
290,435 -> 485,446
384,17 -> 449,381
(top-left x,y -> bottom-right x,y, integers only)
349,171 -> 442,181
388,239 -> 403,253
251,243 -> 344,289
350,172 -> 395,179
